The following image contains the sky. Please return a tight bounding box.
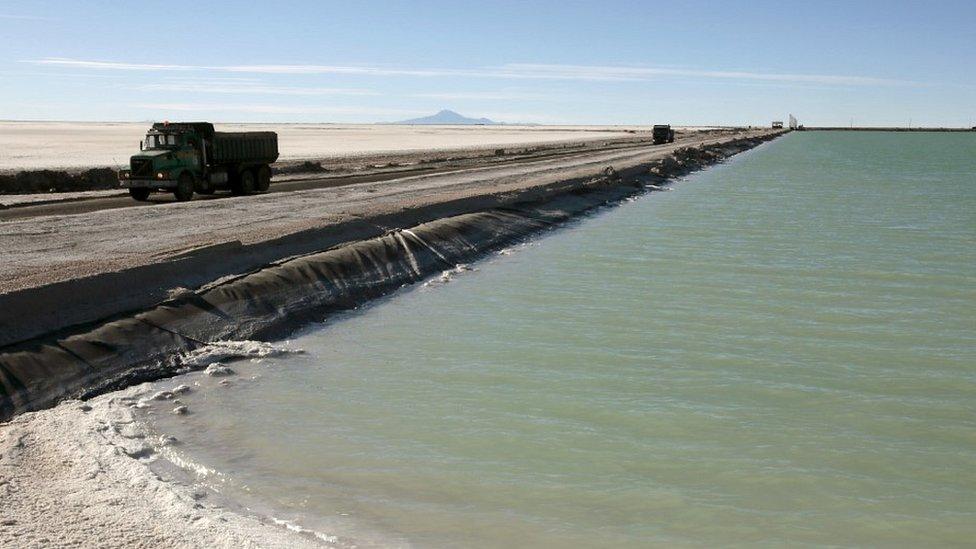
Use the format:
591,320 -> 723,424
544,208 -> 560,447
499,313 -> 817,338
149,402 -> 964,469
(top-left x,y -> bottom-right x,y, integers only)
1,0 -> 974,126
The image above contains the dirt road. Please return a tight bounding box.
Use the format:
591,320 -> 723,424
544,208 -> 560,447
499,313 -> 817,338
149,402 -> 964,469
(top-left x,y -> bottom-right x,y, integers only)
0,133 -> 673,220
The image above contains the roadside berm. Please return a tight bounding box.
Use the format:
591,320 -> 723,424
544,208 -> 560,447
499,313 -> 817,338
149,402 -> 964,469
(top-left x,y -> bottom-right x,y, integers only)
0,130 -> 783,420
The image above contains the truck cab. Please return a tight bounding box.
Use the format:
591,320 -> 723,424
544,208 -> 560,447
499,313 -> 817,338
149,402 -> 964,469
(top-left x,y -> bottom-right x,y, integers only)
652,124 -> 675,145
120,123 -> 207,201
119,122 -> 278,202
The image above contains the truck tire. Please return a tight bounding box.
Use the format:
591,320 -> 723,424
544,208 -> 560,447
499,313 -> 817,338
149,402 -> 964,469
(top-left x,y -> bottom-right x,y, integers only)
174,172 -> 195,202
232,169 -> 256,196
255,165 -> 272,192
129,188 -> 151,202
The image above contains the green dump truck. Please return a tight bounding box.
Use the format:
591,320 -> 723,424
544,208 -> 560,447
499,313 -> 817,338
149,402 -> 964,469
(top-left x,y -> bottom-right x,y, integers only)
652,124 -> 675,145
119,122 -> 279,201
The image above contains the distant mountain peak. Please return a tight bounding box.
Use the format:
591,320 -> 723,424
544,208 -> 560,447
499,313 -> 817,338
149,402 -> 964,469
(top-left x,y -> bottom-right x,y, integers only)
393,109 -> 499,125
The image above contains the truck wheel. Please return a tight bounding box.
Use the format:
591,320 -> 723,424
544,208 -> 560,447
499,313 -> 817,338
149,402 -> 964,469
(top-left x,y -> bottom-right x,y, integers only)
255,165 -> 272,192
174,172 -> 195,202
233,169 -> 256,196
129,188 -> 151,202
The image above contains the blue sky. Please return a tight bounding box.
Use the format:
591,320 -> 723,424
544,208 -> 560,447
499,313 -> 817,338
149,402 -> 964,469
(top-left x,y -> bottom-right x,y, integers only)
1,0 -> 974,126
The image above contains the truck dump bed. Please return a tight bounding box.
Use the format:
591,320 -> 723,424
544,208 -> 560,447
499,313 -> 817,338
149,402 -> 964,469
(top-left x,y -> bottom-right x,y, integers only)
211,132 -> 279,164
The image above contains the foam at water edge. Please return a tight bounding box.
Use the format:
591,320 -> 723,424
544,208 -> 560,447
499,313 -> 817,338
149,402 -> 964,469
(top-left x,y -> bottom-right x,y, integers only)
157,444 -> 224,481
270,517 -> 340,544
423,263 -> 476,287
179,340 -> 304,369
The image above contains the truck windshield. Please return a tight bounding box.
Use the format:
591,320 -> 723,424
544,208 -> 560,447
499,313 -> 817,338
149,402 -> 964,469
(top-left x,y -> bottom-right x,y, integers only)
144,133 -> 178,149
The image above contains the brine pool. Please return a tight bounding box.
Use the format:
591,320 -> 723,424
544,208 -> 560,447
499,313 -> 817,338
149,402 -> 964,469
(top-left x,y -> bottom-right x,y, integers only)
143,132 -> 976,547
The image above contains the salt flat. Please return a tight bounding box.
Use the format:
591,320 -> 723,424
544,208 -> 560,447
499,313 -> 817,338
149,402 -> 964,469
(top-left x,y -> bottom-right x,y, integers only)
0,121 -> 643,172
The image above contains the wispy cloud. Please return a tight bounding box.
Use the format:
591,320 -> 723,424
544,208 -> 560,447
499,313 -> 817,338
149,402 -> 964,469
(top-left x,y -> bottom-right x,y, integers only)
31,58 -> 193,71
29,58 -> 444,76
158,75 -> 261,83
412,91 -> 551,101
26,57 -> 917,87
0,13 -> 49,20
0,70 -> 127,79
135,82 -> 379,96
132,103 -> 421,116
499,63 -> 918,87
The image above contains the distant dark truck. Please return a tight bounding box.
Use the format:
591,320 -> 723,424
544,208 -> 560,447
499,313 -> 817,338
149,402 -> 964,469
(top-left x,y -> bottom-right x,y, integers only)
119,122 -> 279,201
652,124 -> 675,145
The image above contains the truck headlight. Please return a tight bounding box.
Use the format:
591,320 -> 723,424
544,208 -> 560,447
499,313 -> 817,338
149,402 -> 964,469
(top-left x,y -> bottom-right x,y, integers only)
156,172 -> 165,179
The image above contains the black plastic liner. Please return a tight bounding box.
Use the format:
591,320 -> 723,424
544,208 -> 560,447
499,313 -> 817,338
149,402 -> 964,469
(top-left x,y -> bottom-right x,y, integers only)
0,185 -> 638,420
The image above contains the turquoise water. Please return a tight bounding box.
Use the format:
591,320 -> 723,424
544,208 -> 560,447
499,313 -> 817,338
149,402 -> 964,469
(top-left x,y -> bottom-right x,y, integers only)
149,132 -> 976,547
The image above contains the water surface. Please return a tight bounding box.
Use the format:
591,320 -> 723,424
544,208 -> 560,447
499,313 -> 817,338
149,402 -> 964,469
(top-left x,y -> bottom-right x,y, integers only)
149,132 -> 976,547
